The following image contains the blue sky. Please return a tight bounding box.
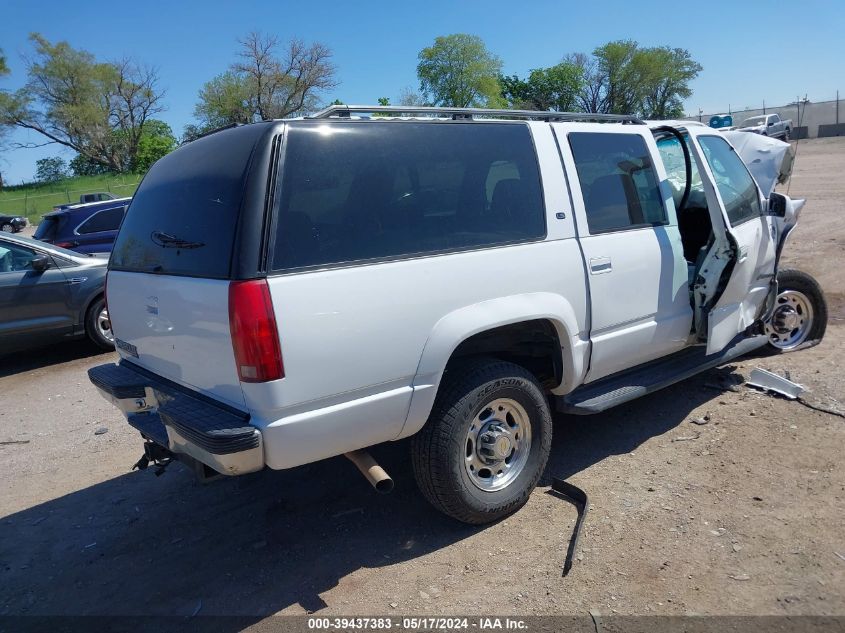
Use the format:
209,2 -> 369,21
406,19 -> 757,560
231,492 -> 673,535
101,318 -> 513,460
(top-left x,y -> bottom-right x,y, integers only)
1,0 -> 842,183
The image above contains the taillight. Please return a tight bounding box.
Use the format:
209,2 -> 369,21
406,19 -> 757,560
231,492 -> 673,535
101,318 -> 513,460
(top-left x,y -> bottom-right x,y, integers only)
55,241 -> 74,248
228,279 -> 284,383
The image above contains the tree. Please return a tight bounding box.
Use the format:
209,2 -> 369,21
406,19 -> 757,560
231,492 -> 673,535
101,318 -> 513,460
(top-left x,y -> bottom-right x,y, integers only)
396,86 -> 426,107
638,47 -> 702,118
70,153 -> 111,176
417,34 -> 503,107
567,41 -> 701,117
132,119 -> 176,172
500,62 -> 583,112
0,34 -> 165,172
35,156 -> 68,182
192,32 -> 337,133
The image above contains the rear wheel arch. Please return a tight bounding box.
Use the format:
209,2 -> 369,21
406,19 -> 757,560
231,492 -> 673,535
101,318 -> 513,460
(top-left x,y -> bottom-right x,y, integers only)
397,293 -> 586,440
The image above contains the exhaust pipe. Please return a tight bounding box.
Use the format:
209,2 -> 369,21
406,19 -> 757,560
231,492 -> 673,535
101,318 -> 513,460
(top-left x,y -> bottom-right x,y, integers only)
345,450 -> 394,494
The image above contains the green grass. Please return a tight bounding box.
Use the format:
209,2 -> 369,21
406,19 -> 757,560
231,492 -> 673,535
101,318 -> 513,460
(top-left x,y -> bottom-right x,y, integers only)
0,174 -> 141,223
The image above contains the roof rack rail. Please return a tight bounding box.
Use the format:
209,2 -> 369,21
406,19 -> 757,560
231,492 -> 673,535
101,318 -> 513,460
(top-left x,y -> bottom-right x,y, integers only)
307,104 -> 644,125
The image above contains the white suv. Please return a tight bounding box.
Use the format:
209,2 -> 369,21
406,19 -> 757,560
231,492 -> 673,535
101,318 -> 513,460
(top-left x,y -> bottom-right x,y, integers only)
90,105 -> 826,524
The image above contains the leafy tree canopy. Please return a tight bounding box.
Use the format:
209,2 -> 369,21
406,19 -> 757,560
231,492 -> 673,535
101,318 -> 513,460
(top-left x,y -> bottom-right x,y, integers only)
0,34 -> 165,172
35,156 -> 68,182
417,34 -> 503,108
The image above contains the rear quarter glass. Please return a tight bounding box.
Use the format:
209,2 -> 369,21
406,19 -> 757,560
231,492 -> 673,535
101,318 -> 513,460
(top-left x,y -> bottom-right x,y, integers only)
272,121 -> 546,271
110,124 -> 268,279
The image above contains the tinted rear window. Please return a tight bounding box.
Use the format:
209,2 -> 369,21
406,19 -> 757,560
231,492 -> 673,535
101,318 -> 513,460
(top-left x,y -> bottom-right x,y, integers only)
110,125 -> 265,278
272,122 -> 545,271
34,215 -> 62,240
77,206 -> 126,234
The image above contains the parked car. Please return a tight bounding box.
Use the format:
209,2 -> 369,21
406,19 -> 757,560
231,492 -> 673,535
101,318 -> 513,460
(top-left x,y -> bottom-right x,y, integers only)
53,191 -> 118,212
89,105 -> 826,525
34,198 -> 130,254
0,214 -> 27,233
0,232 -> 113,354
738,113 -> 792,140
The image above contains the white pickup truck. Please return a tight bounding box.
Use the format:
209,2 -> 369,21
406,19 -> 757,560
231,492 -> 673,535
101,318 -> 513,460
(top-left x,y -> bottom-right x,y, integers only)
738,113 -> 792,140
89,105 -> 826,524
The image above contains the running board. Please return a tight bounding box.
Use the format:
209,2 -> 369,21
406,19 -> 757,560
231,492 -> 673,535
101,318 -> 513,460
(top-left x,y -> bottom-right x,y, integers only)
556,336 -> 767,415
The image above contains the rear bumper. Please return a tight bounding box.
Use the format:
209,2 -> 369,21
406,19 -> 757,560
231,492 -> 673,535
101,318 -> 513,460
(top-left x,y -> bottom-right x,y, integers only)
88,362 -> 263,475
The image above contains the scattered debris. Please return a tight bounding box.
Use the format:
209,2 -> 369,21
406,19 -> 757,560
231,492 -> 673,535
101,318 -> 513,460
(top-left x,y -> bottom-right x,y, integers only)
549,477 -> 589,577
672,432 -> 701,442
728,574 -> 750,581
83,542 -> 97,549
795,396 -> 845,419
191,600 -> 202,617
690,415 -> 710,426
747,368 -> 805,399
752,496 -> 763,502
94,427 -> 109,435
30,517 -> 47,526
835,552 -> 845,563
745,368 -> 845,418
0,440 -> 30,445
732,543 -> 743,552
389,602 -> 398,609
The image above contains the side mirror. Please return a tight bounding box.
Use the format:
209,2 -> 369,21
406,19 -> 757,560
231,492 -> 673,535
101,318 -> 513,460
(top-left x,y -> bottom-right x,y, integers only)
768,120 -> 776,127
768,192 -> 787,217
30,254 -> 51,272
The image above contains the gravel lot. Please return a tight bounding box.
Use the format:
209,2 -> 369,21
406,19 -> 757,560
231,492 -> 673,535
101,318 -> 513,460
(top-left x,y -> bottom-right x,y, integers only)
1,137 -> 843,619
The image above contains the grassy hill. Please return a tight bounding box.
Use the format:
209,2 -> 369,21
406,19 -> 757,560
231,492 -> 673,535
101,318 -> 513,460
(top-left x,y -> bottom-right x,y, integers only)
0,174 -> 141,223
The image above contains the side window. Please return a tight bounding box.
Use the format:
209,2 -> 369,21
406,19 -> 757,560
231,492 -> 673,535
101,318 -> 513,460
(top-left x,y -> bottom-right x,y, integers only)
273,122 -> 546,270
655,135 -> 704,210
568,132 -> 667,234
697,135 -> 762,226
76,206 -> 126,234
0,242 -> 36,273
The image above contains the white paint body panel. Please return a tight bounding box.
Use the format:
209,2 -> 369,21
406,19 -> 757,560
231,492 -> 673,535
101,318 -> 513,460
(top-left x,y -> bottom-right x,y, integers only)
552,123 -> 693,381
109,271 -> 246,408
106,119 -> 784,472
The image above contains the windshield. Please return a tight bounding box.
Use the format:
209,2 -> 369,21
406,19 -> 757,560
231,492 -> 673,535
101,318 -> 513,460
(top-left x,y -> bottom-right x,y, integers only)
740,116 -> 767,127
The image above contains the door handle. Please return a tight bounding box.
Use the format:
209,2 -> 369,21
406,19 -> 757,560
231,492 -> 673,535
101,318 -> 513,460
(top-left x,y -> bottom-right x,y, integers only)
589,256 -> 612,274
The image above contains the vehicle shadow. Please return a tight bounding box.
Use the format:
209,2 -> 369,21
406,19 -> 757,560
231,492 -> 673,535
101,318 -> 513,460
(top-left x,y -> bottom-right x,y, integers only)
0,365 -> 743,624
545,365 -> 743,482
0,340 -> 111,378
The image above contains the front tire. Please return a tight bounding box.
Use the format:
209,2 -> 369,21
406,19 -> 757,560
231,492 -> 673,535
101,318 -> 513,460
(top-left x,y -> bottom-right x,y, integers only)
1,223 -> 13,233
764,269 -> 827,351
86,297 -> 115,351
411,359 -> 552,524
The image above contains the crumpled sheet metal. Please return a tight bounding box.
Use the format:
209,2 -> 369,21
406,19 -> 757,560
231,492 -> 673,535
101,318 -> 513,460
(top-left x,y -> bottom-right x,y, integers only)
722,130 -> 795,197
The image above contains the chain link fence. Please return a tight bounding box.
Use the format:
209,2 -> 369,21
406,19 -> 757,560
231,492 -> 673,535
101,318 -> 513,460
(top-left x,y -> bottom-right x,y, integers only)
688,93 -> 843,140
0,178 -> 140,222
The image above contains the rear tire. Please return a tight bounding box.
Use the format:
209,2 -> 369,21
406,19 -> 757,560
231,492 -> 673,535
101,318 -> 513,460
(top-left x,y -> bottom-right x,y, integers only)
411,359 -> 552,525
764,269 -> 827,352
86,297 -> 115,351
1,223 -> 13,233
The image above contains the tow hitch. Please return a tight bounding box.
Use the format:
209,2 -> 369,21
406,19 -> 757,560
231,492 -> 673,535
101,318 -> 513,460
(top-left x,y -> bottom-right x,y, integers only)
132,440 -> 223,483
132,441 -> 174,476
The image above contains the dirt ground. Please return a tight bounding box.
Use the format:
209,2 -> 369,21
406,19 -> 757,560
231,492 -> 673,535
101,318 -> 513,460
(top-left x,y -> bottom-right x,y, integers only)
0,137 -> 843,621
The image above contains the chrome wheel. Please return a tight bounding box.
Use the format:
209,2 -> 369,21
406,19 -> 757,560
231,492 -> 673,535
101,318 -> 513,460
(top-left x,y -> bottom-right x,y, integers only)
97,308 -> 114,343
464,398 -> 532,492
1,224 -> 13,233
765,290 -> 814,350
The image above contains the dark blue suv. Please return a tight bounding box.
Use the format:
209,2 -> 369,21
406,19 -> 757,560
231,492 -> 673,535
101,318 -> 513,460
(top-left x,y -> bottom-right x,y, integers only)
34,198 -> 130,254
